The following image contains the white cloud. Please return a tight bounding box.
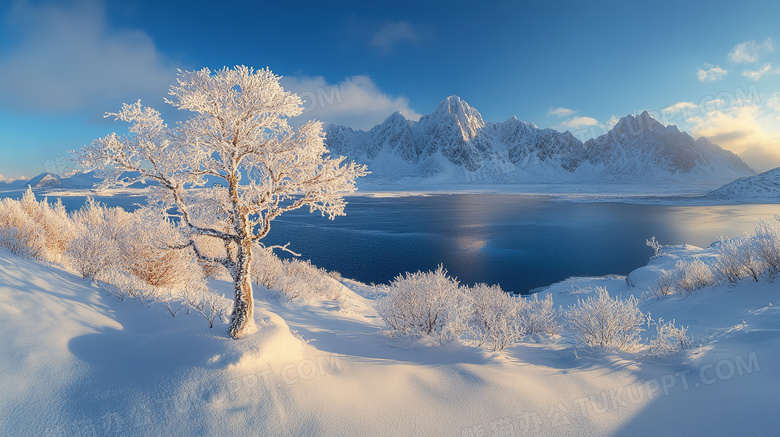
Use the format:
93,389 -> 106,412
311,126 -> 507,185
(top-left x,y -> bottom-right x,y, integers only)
690,105 -> 780,173
560,116 -> 598,129
664,101 -> 698,112
0,174 -> 6,182
661,101 -> 700,124
767,92 -> 780,111
606,115 -> 620,129
547,107 -> 575,117
728,38 -> 774,63
280,75 -> 421,130
369,21 -> 418,51
697,64 -> 729,82
0,0 -> 175,113
741,63 -> 779,80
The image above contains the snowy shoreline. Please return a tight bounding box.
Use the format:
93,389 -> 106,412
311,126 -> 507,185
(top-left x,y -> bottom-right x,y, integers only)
3,183 -> 778,206
2,235 -> 778,435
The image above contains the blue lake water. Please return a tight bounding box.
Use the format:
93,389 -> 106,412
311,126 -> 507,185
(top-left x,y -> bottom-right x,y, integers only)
7,191 -> 780,293
261,194 -> 780,293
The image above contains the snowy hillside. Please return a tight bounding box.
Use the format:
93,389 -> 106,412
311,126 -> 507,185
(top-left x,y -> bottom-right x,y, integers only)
706,167 -> 780,203
2,241 -> 779,435
0,171 -> 101,191
326,96 -> 754,185
0,171 -> 154,192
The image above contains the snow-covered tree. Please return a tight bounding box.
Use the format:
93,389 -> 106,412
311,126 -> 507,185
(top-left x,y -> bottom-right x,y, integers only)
75,66 -> 368,338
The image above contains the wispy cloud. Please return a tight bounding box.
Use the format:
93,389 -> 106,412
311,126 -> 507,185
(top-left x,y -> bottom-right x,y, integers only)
0,0 -> 175,113
369,21 -> 418,51
767,92 -> 780,111
728,38 -> 774,63
281,74 -> 421,130
547,107 -> 575,117
560,116 -> 598,129
697,64 -> 729,82
742,63 -> 779,80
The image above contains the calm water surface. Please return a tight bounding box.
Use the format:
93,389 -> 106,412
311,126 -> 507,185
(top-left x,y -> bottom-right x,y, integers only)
7,191 -> 780,293
261,194 -> 780,293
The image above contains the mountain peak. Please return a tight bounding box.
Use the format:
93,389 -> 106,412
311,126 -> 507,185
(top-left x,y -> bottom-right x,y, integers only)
427,95 -> 485,139
434,95 -> 470,113
611,110 -> 665,136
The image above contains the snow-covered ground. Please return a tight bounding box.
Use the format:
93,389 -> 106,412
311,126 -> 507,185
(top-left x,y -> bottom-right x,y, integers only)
2,240 -> 778,436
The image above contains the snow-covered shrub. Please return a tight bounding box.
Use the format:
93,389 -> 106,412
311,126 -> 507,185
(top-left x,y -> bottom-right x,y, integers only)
251,248 -> 341,301
715,235 -> 768,283
673,258 -> 715,294
647,318 -> 691,358
378,265 -> 468,345
715,237 -> 748,283
651,270 -> 677,297
520,293 -> 560,335
179,287 -> 231,328
116,212 -> 203,290
96,265 -> 164,302
0,199 -> 46,259
278,258 -> 343,301
13,189 -> 77,262
66,199 -> 129,278
646,236 -> 663,256
754,219 -> 780,278
736,236 -> 766,282
251,246 -> 286,289
567,287 -> 646,351
467,283 -> 524,351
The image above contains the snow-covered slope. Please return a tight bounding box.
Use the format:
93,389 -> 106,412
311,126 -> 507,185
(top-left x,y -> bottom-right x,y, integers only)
706,167 -> 780,203
2,243 -> 779,435
326,96 -> 754,185
585,112 -> 753,181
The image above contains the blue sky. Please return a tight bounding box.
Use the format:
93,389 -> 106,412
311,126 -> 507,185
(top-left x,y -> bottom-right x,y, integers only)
1,0 -> 780,179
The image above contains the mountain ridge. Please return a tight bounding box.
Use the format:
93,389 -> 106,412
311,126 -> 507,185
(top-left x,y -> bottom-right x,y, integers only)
325,96 -> 755,185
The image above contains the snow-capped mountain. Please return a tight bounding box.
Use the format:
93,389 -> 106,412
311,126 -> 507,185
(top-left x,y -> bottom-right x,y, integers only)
0,171 -> 102,191
325,96 -> 754,184
706,167 -> 780,202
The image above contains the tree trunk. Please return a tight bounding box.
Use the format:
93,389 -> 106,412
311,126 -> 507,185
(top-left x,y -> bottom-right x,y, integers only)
228,238 -> 255,339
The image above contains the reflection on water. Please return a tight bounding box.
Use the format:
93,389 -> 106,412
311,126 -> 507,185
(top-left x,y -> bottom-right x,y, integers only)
263,195 -> 780,293
5,191 -> 780,294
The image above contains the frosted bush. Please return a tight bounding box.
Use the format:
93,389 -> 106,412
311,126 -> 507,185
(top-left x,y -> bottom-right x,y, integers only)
715,237 -> 748,283
251,246 -> 286,289
179,287 -> 231,328
467,283 -> 524,351
646,236 -> 663,256
96,266 -> 163,302
378,265 -> 468,345
13,189 -> 77,262
0,195 -> 49,259
66,199 -> 129,278
567,287 -> 646,351
66,226 -> 121,279
0,204 -> 46,259
754,219 -> 780,278
520,293 -> 560,335
651,270 -> 677,297
736,236 -> 766,282
279,258 -> 343,301
647,318 -> 691,358
674,258 -> 715,294
715,235 -> 768,283
117,212 -> 202,290
251,248 -> 342,301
